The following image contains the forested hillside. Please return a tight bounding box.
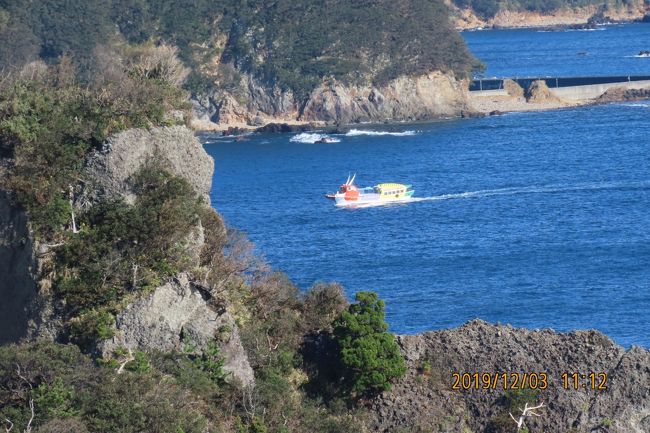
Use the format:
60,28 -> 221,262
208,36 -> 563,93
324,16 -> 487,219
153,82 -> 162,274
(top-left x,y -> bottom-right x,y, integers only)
0,0 -> 478,100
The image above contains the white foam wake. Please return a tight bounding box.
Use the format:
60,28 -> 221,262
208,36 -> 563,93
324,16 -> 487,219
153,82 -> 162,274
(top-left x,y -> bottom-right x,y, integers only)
290,133 -> 340,143
345,129 -> 417,137
412,181 -> 650,203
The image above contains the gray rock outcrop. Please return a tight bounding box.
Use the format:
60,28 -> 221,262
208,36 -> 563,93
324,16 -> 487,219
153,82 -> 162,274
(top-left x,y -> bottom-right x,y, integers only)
100,273 -> 254,387
84,125 -> 214,204
369,320 -> 650,433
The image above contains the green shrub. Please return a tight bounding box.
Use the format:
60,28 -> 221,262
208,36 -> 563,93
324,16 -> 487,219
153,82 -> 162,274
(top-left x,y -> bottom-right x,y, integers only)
34,377 -> 79,418
332,292 -> 406,397
125,351 -> 151,374
68,309 -> 116,349
192,342 -> 226,384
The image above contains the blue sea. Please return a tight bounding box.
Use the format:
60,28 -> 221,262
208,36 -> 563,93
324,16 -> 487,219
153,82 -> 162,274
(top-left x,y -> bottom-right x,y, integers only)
202,24 -> 650,348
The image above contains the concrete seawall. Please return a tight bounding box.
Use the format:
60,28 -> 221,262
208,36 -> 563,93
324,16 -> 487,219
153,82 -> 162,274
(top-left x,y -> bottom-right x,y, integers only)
470,76 -> 650,101
550,79 -> 650,100
468,76 -> 650,115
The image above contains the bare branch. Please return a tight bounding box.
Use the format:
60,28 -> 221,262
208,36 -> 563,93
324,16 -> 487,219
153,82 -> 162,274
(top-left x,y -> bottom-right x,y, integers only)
25,399 -> 34,433
69,185 -> 79,234
509,401 -> 545,432
116,348 -> 135,374
4,418 -> 13,433
15,364 -> 32,390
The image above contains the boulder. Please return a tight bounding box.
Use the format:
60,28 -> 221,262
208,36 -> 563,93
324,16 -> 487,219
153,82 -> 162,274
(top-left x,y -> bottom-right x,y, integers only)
503,78 -> 525,98
525,80 -> 562,103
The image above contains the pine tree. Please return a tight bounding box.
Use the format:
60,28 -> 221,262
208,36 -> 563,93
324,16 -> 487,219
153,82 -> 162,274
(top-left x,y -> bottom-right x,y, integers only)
333,292 -> 406,397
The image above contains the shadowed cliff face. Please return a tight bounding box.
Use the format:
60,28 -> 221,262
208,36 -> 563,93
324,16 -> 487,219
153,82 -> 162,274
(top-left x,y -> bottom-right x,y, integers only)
0,189 -> 37,344
369,320 -> 650,433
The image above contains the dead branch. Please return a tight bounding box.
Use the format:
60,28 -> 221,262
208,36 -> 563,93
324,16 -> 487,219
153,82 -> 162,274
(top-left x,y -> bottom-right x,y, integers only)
15,364 -> 32,390
25,399 -> 34,433
116,348 -> 135,374
509,402 -> 545,431
4,419 -> 13,433
266,333 -> 279,352
69,185 -> 79,234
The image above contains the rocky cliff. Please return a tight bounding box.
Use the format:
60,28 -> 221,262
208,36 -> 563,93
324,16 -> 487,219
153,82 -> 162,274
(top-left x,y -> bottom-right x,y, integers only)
369,320 -> 650,433
193,72 -> 470,130
0,125 -> 254,387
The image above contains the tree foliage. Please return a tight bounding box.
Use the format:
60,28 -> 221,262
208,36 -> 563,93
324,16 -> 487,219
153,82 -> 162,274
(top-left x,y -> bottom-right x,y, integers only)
0,0 -> 480,99
333,292 -> 406,397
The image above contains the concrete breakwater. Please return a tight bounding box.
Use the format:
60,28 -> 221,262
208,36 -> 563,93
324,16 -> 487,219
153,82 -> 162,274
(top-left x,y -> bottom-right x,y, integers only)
470,75 -> 650,100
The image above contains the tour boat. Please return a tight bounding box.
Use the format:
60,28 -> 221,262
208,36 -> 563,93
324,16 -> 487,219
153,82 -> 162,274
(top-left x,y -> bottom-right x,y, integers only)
325,174 -> 414,207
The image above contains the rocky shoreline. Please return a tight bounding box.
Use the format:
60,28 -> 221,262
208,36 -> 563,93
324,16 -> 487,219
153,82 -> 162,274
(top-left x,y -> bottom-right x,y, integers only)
195,85 -> 650,137
451,3 -> 649,31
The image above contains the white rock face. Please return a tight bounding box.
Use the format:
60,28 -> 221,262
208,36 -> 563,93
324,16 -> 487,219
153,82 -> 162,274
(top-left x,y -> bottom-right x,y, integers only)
101,273 -> 255,388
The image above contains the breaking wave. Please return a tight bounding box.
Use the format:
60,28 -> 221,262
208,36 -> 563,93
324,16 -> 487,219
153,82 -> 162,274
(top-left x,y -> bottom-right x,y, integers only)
618,102 -> 650,108
289,133 -> 340,143
345,129 -> 418,137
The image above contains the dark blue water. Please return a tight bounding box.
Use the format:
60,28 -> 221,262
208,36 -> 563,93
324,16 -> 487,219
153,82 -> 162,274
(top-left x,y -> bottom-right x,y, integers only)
203,25 -> 650,347
463,23 -> 650,78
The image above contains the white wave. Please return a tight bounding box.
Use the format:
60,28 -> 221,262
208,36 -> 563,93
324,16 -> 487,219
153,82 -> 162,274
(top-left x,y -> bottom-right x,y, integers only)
345,129 -> 418,137
566,28 -> 606,32
618,102 -> 650,108
289,133 -> 340,143
412,181 -> 650,203
632,55 -> 650,58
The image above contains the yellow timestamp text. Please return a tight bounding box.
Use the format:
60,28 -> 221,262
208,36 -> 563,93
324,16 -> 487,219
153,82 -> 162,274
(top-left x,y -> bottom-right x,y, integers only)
451,372 -> 608,391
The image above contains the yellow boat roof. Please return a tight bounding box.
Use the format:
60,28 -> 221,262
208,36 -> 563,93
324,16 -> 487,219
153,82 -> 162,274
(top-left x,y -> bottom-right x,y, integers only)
376,183 -> 408,189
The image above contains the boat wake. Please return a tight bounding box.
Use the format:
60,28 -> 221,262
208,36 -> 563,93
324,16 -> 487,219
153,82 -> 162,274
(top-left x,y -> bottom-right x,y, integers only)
290,133 -> 341,143
338,181 -> 650,209
345,129 -> 417,137
414,181 -> 650,203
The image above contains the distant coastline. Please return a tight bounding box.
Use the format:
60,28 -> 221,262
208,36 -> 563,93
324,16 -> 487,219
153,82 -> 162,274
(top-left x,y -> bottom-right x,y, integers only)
452,4 -> 648,31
